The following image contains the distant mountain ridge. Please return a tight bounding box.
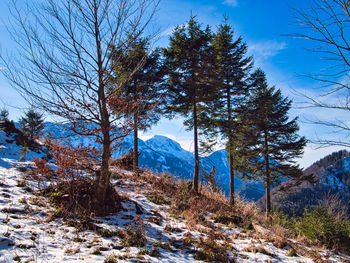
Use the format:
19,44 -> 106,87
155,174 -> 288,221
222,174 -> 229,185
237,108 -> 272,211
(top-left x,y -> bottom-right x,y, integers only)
42,122 -> 266,201
261,150 -> 350,216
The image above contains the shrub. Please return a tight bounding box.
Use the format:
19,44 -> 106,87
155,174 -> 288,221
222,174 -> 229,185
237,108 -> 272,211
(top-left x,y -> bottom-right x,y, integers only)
91,247 -> 102,255
272,210 -> 295,230
149,247 -> 161,257
213,213 -> 242,226
17,179 -> 26,187
287,248 -> 298,257
295,207 -> 350,252
18,197 -> 27,205
146,192 -> 170,205
4,228 -> 10,237
33,141 -> 99,183
104,254 -> 118,263
194,238 -> 231,262
122,228 -> 147,247
153,241 -> 173,251
98,228 -> 125,238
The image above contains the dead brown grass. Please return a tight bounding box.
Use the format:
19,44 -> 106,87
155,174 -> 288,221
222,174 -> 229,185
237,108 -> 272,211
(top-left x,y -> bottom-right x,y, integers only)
118,169 -> 267,230
116,169 -> 302,245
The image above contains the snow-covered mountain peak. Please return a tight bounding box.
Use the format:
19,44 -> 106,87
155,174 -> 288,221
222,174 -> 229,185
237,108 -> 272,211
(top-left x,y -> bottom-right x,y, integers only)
146,135 -> 182,150
145,135 -> 193,162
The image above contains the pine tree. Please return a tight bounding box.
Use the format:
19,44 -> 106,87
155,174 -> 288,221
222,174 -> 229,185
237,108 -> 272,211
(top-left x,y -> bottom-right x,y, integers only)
19,142 -> 29,162
110,38 -> 166,175
0,108 -> 9,121
19,109 -> 45,140
234,69 -> 306,215
202,17 -> 253,205
163,16 -> 214,193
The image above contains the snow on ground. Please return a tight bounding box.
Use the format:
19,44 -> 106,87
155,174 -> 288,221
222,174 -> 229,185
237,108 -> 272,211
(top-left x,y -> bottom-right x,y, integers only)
0,139 -> 349,262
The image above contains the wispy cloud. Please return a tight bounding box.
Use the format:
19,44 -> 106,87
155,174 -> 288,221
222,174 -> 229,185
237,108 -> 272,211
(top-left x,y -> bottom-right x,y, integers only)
248,40 -> 287,59
223,0 -> 238,7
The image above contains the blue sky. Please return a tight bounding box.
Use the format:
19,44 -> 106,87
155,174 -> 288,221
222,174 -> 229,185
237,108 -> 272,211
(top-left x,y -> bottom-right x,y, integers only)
0,0 -> 347,168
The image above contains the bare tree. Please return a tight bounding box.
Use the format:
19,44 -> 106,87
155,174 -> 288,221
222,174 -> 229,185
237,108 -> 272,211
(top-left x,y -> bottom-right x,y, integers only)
291,0 -> 350,147
1,0 -> 159,208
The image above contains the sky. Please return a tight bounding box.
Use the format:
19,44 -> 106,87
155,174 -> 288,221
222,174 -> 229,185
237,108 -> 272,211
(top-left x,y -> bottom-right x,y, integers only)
0,0 -> 348,168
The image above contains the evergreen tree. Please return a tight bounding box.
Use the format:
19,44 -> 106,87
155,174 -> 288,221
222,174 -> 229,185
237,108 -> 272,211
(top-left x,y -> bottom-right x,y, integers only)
19,109 -> 45,139
19,142 -> 29,162
201,17 -> 253,205
0,108 -> 9,121
111,38 -> 166,175
234,69 -> 306,215
163,16 -> 214,193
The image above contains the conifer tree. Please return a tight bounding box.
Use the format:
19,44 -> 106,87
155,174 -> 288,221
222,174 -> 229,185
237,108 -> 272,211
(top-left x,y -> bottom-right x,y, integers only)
234,69 -> 306,215
163,16 -> 214,193
19,109 -> 45,140
0,108 -> 9,121
200,17 -> 253,205
111,38 -> 165,175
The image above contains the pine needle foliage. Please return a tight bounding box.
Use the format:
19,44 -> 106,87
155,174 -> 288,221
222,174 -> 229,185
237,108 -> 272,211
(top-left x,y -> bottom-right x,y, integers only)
199,16 -> 253,205
232,69 -> 306,215
163,16 -> 215,193
19,109 -> 44,140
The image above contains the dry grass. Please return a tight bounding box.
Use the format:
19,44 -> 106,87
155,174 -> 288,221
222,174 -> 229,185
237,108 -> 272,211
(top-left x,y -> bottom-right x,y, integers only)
242,244 -> 275,257
116,169 -> 315,254
270,225 -> 290,249
118,169 -> 268,232
319,193 -> 349,221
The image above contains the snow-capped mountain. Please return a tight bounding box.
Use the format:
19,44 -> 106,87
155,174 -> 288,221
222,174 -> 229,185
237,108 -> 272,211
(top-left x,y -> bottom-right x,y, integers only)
42,122 -> 266,200
145,135 -> 194,163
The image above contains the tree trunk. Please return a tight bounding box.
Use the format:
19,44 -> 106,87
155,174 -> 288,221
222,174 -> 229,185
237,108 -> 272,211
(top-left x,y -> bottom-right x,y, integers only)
193,97 -> 200,193
264,130 -> 271,216
227,84 -> 234,206
133,112 -> 139,176
93,11 -> 111,205
94,119 -> 111,203
266,171 -> 271,215
229,150 -> 235,205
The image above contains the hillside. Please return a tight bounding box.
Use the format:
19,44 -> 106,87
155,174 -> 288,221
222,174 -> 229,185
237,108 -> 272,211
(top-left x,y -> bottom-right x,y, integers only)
43,122 -> 266,201
0,128 -> 350,262
260,150 -> 350,216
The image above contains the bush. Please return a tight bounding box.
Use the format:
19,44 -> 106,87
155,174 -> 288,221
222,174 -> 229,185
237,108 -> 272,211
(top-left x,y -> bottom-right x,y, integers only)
98,228 -> 125,238
146,192 -> 170,205
104,254 -> 118,263
42,178 -> 122,219
295,207 -> 350,252
272,210 -> 295,231
194,238 -> 231,262
32,142 -> 121,217
213,213 -> 242,226
122,228 -> 147,247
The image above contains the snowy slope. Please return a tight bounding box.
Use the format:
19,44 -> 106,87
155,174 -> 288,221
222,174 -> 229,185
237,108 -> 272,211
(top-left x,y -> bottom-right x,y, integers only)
0,163 -> 348,261
0,130 -> 43,168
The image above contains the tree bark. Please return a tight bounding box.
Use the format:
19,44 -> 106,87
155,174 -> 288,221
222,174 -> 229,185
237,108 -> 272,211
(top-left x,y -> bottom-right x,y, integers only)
93,3 -> 111,204
133,111 -> 139,175
227,84 -> 235,206
98,123 -> 111,200
264,130 -> 271,216
193,97 -> 200,193
229,151 -> 235,205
